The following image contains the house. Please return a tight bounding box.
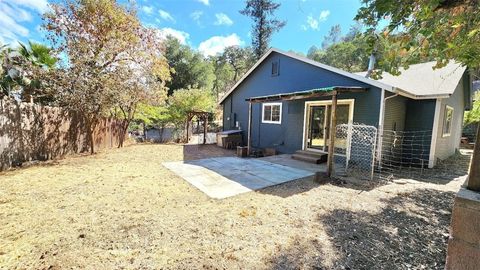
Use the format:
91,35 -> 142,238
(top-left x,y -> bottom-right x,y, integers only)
219,48 -> 473,168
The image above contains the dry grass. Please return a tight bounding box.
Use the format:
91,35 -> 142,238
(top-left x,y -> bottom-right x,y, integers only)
0,144 -> 469,269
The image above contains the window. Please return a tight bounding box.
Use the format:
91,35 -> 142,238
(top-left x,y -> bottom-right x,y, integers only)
262,103 -> 282,124
442,105 -> 454,137
271,61 -> 279,76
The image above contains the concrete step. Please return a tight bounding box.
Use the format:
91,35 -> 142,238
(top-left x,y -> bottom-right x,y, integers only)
291,151 -> 328,164
295,150 -> 327,157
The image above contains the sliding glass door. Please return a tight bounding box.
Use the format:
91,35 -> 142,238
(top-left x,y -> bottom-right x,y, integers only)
305,100 -> 353,152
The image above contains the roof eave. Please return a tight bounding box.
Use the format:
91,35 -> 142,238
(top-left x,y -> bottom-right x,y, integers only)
393,87 -> 451,100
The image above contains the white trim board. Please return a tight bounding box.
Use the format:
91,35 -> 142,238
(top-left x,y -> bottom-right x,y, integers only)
429,98 -> 442,168
302,99 -> 355,151
261,102 -> 282,124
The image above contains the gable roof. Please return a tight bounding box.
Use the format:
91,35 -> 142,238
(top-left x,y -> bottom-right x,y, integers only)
218,48 -> 394,104
356,61 -> 466,99
218,48 -> 464,104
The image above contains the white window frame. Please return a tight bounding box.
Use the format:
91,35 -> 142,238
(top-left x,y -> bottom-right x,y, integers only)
442,105 -> 454,137
262,102 -> 282,124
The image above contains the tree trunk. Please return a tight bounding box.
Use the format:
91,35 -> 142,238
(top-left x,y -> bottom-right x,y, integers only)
87,124 -> 95,154
467,124 -> 480,191
86,116 -> 98,154
117,119 -> 129,148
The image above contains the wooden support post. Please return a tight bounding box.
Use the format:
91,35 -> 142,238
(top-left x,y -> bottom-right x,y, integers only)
467,124 -> 480,191
327,92 -> 337,178
203,115 -> 208,145
247,102 -> 253,156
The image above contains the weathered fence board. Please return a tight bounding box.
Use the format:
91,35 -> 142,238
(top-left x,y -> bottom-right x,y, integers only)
0,98 -> 124,170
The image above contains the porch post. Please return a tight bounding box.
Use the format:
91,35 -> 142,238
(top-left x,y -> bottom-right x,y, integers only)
247,102 -> 253,156
327,92 -> 338,177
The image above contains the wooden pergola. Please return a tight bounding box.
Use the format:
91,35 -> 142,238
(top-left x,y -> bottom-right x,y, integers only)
245,86 -> 368,177
186,111 -> 211,145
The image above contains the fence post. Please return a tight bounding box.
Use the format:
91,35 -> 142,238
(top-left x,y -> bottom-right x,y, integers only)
370,126 -> 378,180
346,122 -> 353,171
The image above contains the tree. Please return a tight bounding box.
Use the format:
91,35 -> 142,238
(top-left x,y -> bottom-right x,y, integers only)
43,0 -> 169,153
355,0 -> 480,74
0,41 -> 57,102
240,0 -> 286,60
321,24 -> 342,49
221,46 -> 254,82
18,41 -> 58,104
355,0 -> 480,190
210,55 -> 234,102
112,28 -> 171,147
134,103 -> 171,141
163,36 -> 214,95
167,87 -> 215,141
307,34 -> 371,72
465,92 -> 480,124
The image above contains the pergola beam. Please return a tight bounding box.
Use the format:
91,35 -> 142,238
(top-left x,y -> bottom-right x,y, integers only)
246,86 -> 367,103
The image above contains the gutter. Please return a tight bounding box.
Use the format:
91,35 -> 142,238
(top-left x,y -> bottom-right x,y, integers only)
393,87 -> 451,100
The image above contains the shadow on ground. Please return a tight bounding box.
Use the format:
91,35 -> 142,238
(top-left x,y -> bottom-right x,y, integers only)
182,144 -> 235,160
268,188 -> 456,269
257,177 -> 322,198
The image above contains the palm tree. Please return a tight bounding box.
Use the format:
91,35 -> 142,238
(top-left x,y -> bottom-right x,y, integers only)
0,41 -> 57,101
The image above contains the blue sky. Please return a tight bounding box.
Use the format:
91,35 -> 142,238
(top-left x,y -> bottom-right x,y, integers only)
0,0 -> 364,56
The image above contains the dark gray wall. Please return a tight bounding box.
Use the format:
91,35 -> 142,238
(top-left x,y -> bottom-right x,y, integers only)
221,52 -> 383,153
402,99 -> 436,165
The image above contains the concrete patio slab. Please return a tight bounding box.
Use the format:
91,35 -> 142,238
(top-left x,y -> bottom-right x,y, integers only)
162,157 -> 316,199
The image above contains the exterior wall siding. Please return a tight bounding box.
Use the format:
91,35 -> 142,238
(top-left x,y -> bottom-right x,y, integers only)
383,94 -> 407,132
434,77 -> 465,161
221,52 -> 382,154
402,99 -> 436,165
381,94 -> 408,164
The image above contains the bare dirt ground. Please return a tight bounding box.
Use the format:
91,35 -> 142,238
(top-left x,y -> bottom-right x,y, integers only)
0,144 -> 471,269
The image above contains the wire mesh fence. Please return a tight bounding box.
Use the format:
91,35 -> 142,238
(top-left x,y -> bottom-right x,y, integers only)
333,124 -> 440,181
334,123 -> 378,180
376,130 -> 432,180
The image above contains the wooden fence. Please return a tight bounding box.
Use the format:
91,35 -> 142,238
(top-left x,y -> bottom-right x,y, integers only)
0,98 -> 125,171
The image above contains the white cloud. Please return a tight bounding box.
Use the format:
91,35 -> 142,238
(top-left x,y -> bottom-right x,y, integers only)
196,0 -> 209,6
4,0 -> 48,13
0,1 -> 46,44
319,10 -> 330,21
301,10 -> 330,31
190,10 -> 203,23
198,34 -> 243,57
306,15 -> 318,30
158,9 -> 175,22
155,27 -> 190,45
214,13 -> 233,26
142,5 -> 154,15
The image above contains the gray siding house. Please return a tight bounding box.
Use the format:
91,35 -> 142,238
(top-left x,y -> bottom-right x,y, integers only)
220,48 -> 472,168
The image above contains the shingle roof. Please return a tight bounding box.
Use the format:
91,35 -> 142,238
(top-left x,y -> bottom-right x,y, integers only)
356,61 -> 466,98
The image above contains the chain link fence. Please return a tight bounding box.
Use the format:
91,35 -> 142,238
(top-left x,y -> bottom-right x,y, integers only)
334,123 -> 378,180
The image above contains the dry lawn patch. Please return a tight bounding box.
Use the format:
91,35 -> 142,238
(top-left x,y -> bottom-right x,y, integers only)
0,144 -> 469,269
